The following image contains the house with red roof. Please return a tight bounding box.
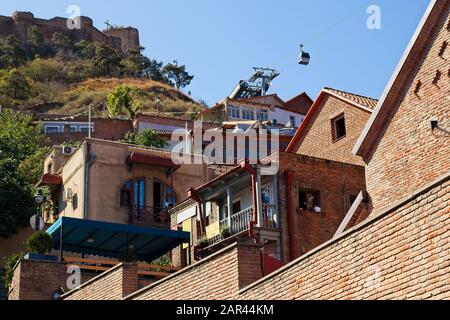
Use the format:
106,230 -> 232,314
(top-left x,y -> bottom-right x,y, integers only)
198,92 -> 313,128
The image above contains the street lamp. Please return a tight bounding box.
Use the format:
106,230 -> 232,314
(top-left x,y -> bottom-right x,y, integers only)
34,189 -> 45,205
33,189 -> 45,231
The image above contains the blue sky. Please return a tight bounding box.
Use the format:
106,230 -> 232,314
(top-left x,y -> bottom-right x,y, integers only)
1,0 -> 430,105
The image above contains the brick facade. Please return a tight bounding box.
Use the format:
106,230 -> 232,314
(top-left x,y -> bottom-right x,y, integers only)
359,0 -> 450,211
127,242 -> 263,300
8,260 -> 95,300
43,118 -> 133,146
291,94 -> 372,166
277,152 -> 367,261
63,263 -> 139,300
238,174 -> 450,300
123,173 -> 448,300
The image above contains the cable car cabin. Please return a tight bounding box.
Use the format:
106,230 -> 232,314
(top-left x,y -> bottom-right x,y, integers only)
298,50 -> 310,65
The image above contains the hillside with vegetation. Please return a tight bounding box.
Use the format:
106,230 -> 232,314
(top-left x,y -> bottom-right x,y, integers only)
0,26 -> 205,119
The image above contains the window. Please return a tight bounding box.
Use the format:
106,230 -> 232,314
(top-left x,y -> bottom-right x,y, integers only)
121,179 -> 147,209
45,126 -> 60,134
227,106 -> 240,119
242,108 -> 255,120
70,126 -> 77,133
257,109 -> 269,121
332,114 -> 346,141
299,190 -> 321,212
80,126 -> 93,133
134,178 -> 145,209
120,180 -> 132,207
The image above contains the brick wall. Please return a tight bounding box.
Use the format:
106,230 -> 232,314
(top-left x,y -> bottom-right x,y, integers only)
127,242 -> 263,300
45,118 -> 132,146
63,263 -> 138,300
8,260 -> 95,300
277,152 -> 367,261
238,174 -> 449,300
292,94 -> 371,166
365,1 -> 450,211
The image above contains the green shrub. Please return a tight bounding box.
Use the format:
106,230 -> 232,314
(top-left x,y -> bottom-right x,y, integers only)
220,225 -> 231,239
2,252 -> 24,289
197,236 -> 209,249
24,231 -> 53,254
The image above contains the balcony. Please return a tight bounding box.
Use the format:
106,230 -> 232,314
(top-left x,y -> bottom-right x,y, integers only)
220,204 -> 278,233
220,207 -> 253,235
130,207 -> 170,229
196,205 -> 279,259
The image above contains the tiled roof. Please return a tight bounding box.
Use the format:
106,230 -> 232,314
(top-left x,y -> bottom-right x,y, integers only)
324,87 -> 378,110
127,151 -> 180,170
283,92 -> 314,115
37,173 -> 63,186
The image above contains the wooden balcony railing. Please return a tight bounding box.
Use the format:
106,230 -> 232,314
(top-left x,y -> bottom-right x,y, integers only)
62,257 -> 180,278
130,206 -> 170,228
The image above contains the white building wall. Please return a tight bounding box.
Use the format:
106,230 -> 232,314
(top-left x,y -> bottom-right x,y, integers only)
269,108 -> 305,127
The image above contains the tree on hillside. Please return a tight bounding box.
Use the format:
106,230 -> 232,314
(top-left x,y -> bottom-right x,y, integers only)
26,26 -> 49,58
163,60 -> 194,90
92,43 -> 122,77
0,109 -> 49,239
122,129 -> 168,149
51,32 -> 72,55
0,69 -> 33,103
107,85 -> 142,120
75,40 -> 97,59
121,46 -> 146,77
22,58 -> 67,83
141,59 -> 168,83
0,35 -> 27,69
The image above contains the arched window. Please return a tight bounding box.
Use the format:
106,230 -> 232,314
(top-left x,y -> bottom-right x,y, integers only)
121,179 -> 146,209
120,180 -> 132,207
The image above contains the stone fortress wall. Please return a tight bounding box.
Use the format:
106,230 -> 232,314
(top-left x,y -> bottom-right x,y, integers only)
0,11 -> 139,53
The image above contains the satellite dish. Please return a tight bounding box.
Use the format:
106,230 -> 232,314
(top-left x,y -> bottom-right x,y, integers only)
30,215 -> 45,231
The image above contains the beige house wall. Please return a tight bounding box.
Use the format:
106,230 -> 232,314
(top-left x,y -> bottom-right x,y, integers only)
59,147 -> 85,220
55,139 -> 208,224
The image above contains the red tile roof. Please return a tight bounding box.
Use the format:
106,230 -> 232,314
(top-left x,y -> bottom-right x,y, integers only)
37,173 -> 62,186
323,87 -> 378,110
127,151 -> 180,170
282,92 -> 314,115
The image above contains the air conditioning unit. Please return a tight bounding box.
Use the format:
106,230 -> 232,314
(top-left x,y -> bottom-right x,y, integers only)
62,146 -> 76,155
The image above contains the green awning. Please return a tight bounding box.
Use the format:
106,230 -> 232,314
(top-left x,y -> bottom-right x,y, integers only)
46,217 -> 189,262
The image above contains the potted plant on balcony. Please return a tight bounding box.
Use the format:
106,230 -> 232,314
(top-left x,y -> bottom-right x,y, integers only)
23,231 -> 57,262
197,236 -> 209,249
220,225 -> 231,239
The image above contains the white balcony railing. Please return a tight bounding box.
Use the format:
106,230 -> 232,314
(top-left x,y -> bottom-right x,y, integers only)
220,207 -> 253,235
219,204 -> 279,237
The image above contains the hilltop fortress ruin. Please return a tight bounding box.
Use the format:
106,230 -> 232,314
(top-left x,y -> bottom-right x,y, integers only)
0,11 -> 139,52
